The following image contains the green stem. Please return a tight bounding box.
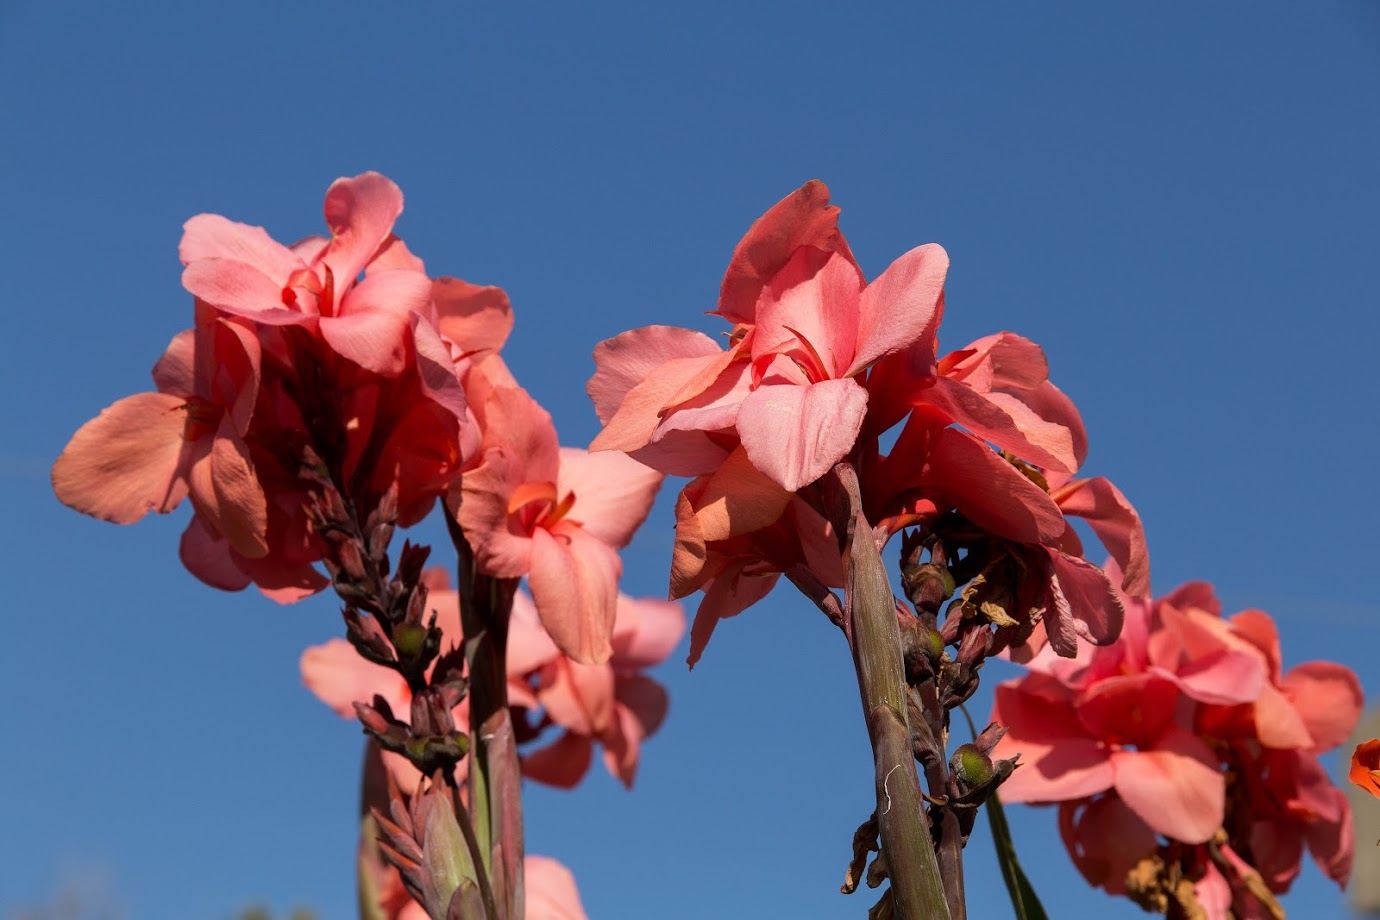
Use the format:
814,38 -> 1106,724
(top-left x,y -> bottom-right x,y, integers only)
836,464 -> 952,920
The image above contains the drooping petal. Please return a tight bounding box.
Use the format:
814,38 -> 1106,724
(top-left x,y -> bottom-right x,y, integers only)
588,325 -> 722,424
686,565 -> 780,668
920,428 -> 1067,546
601,699 -> 651,788
151,330 -> 197,397
301,637 -> 410,720
528,522 -> 621,665
178,514 -> 251,592
524,855 -> 589,920
206,426 -> 269,559
557,447 -> 662,549
1045,550 -> 1125,650
991,680 -> 1115,802
1281,661 -> 1364,752
737,378 -> 868,492
1059,795 -> 1158,895
848,243 -> 948,375
506,590 -> 561,676
611,596 -> 686,669
344,268 -> 434,319
1052,477 -> 1150,598
718,179 -> 855,325
918,375 -> 1078,474
53,392 -> 192,523
453,447 -> 535,579
1112,726 -> 1224,844
521,730 -> 594,789
693,445 -> 793,541
539,659 -> 616,736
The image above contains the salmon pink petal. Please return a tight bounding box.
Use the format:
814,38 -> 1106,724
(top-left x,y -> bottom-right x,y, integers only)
921,429 -> 1066,545
1252,683 -> 1315,749
369,234 -> 427,274
1306,785 -> 1353,885
521,730 -> 594,789
206,425 -> 269,559
152,330 -> 196,397
919,376 -> 1077,473
1112,727 -> 1224,844
615,673 -> 671,738
1023,380 -> 1088,470
997,736 -> 1114,802
601,701 -> 650,788
181,259 -> 305,323
1149,605 -> 1265,705
1281,662 -> 1364,751
849,243 -> 948,375
1076,673 -> 1177,747
507,591 -> 561,675
1227,609 -> 1283,680
589,353 -> 727,455
669,488 -> 711,599
433,278 -> 514,360
752,249 -> 862,377
53,392 -> 191,523
178,514 -> 252,592
528,522 -> 621,665
301,637 -> 410,720
557,447 -> 662,549
1052,477 -> 1150,598
718,179 -> 855,325
628,431 -> 735,479
454,448 -> 534,579
1045,550 -> 1125,652
179,213 -> 301,279
344,269 -> 434,319
1059,796 -> 1158,894
320,172 -> 404,301
319,310 -> 410,376
588,325 -> 722,424
524,855 -> 589,920
540,659 -> 615,735
651,359 -> 752,439
693,446 -> 793,541
737,379 -> 868,492
611,597 -> 686,668
687,566 -> 780,668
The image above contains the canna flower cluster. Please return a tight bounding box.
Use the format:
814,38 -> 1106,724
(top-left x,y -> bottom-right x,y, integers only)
301,567 -> 684,791
53,173 -> 475,601
588,180 -> 1147,665
992,576 -> 1362,918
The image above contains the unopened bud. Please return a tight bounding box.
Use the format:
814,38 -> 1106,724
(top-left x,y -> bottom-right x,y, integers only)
949,743 -> 995,790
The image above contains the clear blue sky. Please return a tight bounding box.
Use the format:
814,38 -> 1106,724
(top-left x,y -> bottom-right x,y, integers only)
3,2 -> 1378,917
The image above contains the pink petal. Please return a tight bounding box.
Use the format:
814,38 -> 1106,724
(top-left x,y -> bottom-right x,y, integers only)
1044,550 -> 1125,652
693,445 -> 793,541
600,700 -> 649,788
737,378 -> 868,492
687,566 -> 780,668
1112,726 -> 1225,844
433,278 -> 514,360
319,310 -> 410,376
151,330 -> 196,397
1059,796 -> 1158,894
1075,673 -> 1178,749
320,172 -> 404,303
521,730 -> 594,789
920,428 -> 1067,545
614,673 -> 671,738
524,855 -> 589,920
1149,604 -> 1266,706
506,590 -> 561,676
919,376 -> 1077,474
343,268 -> 434,319
181,259 -> 304,323
528,522 -> 621,665
179,213 -> 301,279
558,447 -> 662,549
628,430 -> 735,478
718,179 -> 855,325
1281,661 -> 1364,751
1305,783 -> 1353,885
611,596 -> 686,669
589,353 -> 728,455
300,637 -> 410,720
1052,477 -> 1150,598
751,249 -> 862,379
53,392 -> 192,523
991,680 -> 1115,802
588,325 -> 722,424
1251,684 -> 1316,749
178,514 -> 251,592
539,659 -> 616,736
453,449 -> 535,579
206,424 -> 269,559
849,243 -> 948,375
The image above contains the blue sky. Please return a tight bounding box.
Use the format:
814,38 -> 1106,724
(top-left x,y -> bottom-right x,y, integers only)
3,1 -> 1378,917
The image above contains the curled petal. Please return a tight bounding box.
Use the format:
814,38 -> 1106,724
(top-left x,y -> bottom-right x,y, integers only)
693,446 -> 793,541
433,278 -> 513,360
611,596 -> 686,669
588,325 -> 722,424
179,213 -> 301,279
687,566 -> 780,668
319,309 -> 410,376
921,429 -> 1066,545
320,172 -> 405,303
1052,477 -> 1150,598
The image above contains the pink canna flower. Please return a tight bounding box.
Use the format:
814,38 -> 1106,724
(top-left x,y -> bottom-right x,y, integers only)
454,383 -> 662,664
180,172 -> 434,376
522,593 -> 686,788
302,569 -> 684,790
590,180 -> 948,495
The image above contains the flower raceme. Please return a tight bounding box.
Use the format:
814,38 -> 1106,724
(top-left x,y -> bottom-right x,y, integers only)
588,180 -> 1146,664
52,173 -> 508,601
991,578 -> 1361,916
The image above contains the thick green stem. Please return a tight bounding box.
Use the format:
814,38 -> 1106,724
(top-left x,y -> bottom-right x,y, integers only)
836,464 -> 952,920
